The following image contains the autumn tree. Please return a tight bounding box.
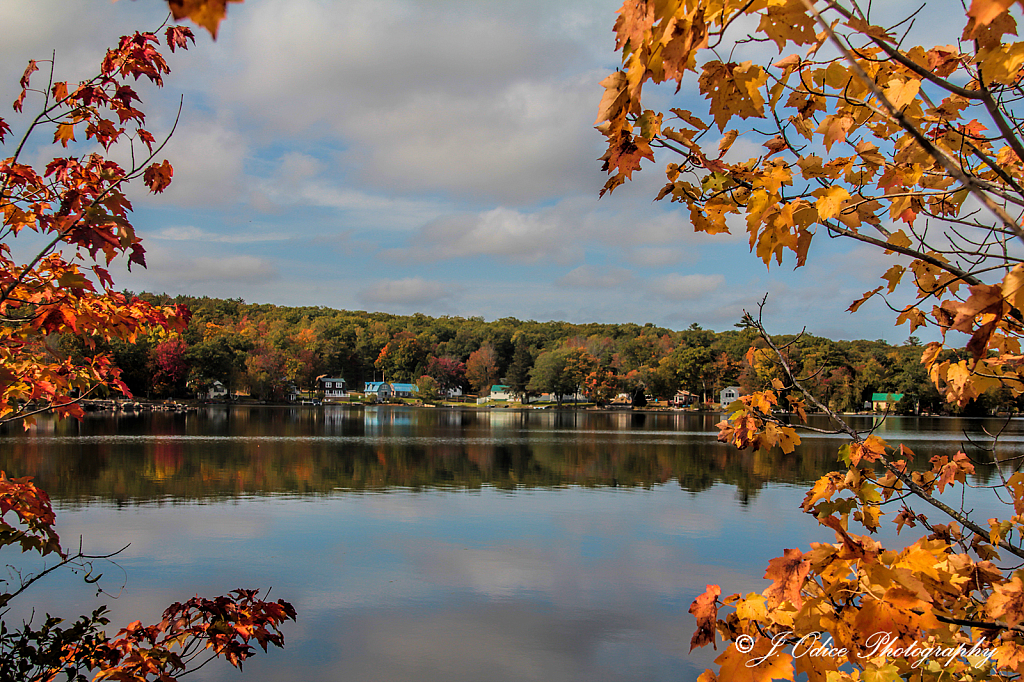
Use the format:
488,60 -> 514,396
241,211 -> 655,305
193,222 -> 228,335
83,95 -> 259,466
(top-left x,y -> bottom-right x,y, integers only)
151,337 -> 190,397
582,365 -> 619,405
374,331 -> 427,382
466,344 -> 500,393
0,4 -> 295,679
599,0 -> 1024,679
424,355 -> 467,396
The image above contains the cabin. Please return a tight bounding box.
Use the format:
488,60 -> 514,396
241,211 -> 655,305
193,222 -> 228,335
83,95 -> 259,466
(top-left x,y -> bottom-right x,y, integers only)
318,377 -> 348,401
871,392 -> 904,412
720,386 -> 742,407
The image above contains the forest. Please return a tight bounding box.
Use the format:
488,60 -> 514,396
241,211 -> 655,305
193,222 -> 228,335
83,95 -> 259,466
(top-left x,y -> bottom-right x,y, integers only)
78,293 -> 999,416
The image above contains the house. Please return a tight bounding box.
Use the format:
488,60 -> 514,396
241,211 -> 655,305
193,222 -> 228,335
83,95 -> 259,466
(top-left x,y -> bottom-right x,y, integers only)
364,381 -> 394,400
871,392 -> 904,412
488,385 -> 516,401
670,390 -> 698,406
720,386 -> 742,407
205,380 -> 228,401
391,383 -> 417,398
318,377 -> 348,401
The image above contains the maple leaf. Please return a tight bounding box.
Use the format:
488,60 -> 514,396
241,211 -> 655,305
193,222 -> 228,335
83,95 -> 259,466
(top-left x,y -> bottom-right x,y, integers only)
815,186 -> 850,221
595,71 -> 628,126
988,575 -> 1024,626
19,60 -> 37,89
164,25 -> 196,53
849,436 -> 887,466
968,0 -> 1017,26
764,548 -> 810,608
143,160 -> 173,193
165,0 -> 240,39
848,286 -> 883,313
661,9 -> 708,82
715,639 -> 794,682
53,124 -> 76,148
757,0 -> 816,52
689,584 -> 721,650
882,77 -> 921,111
817,114 -> 853,151
613,0 -> 655,51
699,61 -> 768,131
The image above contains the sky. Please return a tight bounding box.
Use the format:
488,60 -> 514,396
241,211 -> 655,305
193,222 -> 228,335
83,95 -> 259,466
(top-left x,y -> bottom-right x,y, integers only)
0,0 -> 935,342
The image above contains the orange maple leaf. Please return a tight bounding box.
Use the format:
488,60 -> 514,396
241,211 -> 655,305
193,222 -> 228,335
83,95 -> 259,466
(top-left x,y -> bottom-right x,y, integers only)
715,638 -> 794,682
165,0 -> 242,39
967,0 -> 1017,26
764,548 -> 810,608
988,575 -> 1024,626
689,584 -> 721,651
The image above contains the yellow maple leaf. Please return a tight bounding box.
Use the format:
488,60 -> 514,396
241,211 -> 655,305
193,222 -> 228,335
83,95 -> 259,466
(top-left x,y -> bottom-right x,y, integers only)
815,186 -> 850,221
882,77 -> 922,110
967,0 -> 1017,26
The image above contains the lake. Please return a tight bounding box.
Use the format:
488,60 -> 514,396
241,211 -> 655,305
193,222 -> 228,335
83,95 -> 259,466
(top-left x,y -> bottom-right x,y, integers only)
0,406 -> 1018,681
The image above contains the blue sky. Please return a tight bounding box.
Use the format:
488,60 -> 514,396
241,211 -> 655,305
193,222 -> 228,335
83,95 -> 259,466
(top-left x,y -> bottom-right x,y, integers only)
1,0 -> 921,342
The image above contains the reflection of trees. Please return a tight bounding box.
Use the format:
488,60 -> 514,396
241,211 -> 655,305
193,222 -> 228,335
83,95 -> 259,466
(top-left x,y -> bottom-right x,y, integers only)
0,408 -> 1008,504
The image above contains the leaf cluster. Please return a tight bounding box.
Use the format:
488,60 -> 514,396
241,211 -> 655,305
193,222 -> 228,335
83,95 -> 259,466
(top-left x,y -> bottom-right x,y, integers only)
596,1 -> 1024,674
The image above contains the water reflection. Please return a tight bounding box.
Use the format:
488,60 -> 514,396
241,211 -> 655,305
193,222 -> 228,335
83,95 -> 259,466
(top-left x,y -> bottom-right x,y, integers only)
0,406 -> 1016,505
3,407 -> 1022,682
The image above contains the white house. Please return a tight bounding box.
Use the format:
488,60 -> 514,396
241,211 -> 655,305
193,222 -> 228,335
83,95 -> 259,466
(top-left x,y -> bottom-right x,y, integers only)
205,380 -> 228,400
318,377 -> 348,401
488,385 -> 516,401
720,386 -> 742,407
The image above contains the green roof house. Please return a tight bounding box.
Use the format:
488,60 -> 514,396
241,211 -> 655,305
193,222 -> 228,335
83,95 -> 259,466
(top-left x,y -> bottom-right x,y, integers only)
871,393 -> 903,412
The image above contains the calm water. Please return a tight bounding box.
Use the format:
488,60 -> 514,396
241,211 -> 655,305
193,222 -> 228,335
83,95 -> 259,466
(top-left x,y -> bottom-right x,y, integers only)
0,406 -> 1019,681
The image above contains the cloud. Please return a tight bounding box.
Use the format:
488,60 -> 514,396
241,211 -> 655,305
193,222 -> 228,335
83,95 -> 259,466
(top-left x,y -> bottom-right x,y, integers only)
139,248 -> 280,288
213,0 -> 612,204
147,117 -> 249,207
649,273 -> 725,301
358,278 -> 459,306
625,246 -> 690,268
389,207 -> 581,264
556,265 -> 633,288
150,226 -> 289,243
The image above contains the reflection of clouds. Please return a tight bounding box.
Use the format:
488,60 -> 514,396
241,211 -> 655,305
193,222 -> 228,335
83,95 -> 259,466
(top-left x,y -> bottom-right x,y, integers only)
52,503 -> 272,561
19,485 -> 812,682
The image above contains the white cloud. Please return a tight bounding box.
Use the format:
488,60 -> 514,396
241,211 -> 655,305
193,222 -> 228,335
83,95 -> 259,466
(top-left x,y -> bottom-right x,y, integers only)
213,0 -> 614,204
139,247 -> 280,288
148,116 -> 248,207
625,246 -> 689,268
391,207 -> 581,264
150,226 -> 289,243
649,273 -> 724,301
556,265 -> 633,288
358,278 -> 459,306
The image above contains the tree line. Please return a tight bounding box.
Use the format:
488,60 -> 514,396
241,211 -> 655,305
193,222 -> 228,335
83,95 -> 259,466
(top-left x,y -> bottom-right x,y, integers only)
66,293 -> 1007,415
